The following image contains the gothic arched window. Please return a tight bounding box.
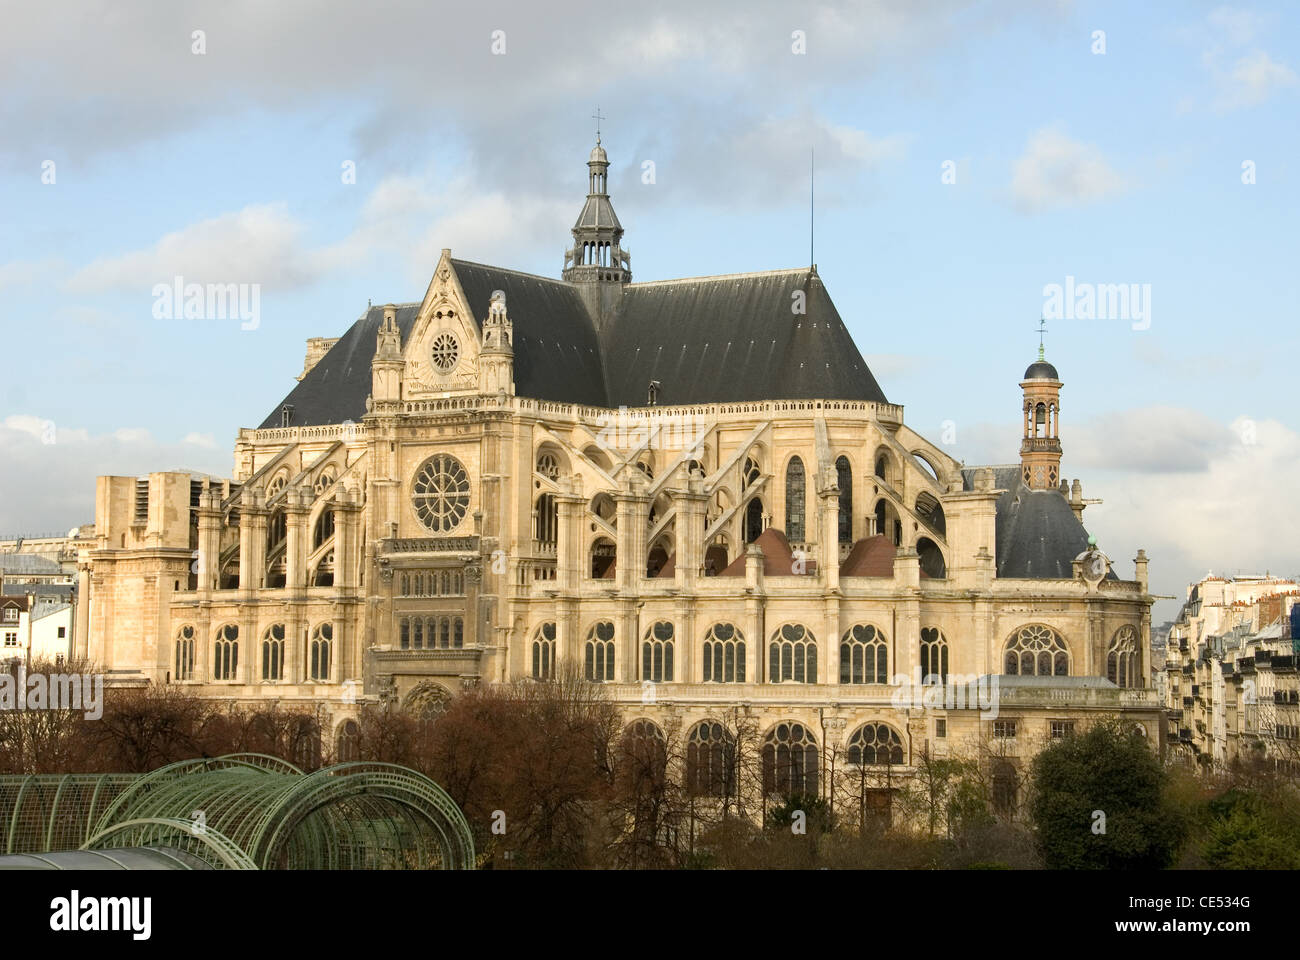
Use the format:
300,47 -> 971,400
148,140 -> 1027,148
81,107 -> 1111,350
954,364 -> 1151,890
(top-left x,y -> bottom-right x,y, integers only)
175,626 -> 195,681
840,623 -> 887,684
785,456 -> 806,542
770,623 -> 817,683
744,498 -> 764,544
642,621 -> 675,683
406,682 -> 451,739
847,722 -> 904,766
536,451 -> 560,480
535,494 -> 558,545
262,623 -> 285,682
836,456 -> 853,543
532,622 -> 556,680
920,627 -> 949,684
1004,624 -> 1069,676
336,719 -> 360,762
213,623 -> 238,681
621,720 -> 668,789
702,622 -> 745,683
309,622 -> 332,681
762,721 -> 819,799
1107,626 -> 1140,688
585,621 -> 615,682
313,510 -> 335,549
686,721 -> 736,798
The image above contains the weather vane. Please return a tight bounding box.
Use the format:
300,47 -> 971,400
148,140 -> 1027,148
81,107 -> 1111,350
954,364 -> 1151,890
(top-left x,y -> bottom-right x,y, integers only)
1037,318 -> 1048,360
592,107 -> 605,144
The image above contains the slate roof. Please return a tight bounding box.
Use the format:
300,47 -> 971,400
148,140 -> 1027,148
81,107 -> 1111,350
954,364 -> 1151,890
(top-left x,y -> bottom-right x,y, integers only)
261,263 -> 886,426
963,466 -> 1109,580
605,269 -> 886,407
259,262 -> 610,427
452,261 -> 608,408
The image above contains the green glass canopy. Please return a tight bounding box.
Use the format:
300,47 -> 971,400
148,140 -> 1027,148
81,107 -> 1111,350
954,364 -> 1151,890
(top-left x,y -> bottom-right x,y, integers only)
0,754 -> 474,870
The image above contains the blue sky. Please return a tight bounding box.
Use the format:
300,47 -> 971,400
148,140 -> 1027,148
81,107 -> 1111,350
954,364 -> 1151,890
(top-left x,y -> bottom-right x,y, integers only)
2,1 -> 1297,619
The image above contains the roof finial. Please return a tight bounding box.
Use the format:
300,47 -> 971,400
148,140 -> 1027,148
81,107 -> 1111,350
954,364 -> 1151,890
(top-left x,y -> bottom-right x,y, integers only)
1037,317 -> 1048,361
810,146 -> 815,270
592,106 -> 605,145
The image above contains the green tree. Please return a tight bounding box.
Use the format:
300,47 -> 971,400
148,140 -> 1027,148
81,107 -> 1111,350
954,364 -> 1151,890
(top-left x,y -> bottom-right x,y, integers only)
1029,718 -> 1186,869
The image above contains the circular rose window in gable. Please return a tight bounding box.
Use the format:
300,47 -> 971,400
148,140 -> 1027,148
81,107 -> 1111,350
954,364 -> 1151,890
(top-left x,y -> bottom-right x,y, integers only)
412,454 -> 470,532
430,332 -> 459,373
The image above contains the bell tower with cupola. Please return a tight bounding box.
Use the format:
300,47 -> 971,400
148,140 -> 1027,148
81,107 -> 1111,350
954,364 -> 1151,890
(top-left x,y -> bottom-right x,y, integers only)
1020,337 -> 1063,490
563,117 -> 630,335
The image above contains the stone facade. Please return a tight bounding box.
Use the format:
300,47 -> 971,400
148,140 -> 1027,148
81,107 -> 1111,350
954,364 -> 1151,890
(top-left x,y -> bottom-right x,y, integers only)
1163,574 -> 1300,770
81,140 -> 1161,810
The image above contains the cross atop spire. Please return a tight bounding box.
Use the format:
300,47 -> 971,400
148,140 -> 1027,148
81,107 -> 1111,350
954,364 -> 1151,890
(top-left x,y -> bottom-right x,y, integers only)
592,107 -> 605,144
1037,317 -> 1048,360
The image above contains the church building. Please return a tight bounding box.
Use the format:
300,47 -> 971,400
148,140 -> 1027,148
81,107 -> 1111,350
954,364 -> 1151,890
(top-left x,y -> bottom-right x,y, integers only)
78,137 -> 1162,806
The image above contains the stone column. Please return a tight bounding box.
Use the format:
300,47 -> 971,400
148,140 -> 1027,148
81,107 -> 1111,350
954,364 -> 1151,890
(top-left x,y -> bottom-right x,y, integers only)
285,488 -> 309,593
196,490 -> 222,594
74,560 -> 91,661
335,488 -> 363,591
615,473 -> 650,593
674,469 -> 707,592
817,467 -> 840,593
555,476 -> 584,594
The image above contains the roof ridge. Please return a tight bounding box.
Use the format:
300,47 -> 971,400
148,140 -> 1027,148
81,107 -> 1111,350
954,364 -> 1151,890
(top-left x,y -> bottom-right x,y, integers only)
450,259 -> 575,286
627,267 -> 810,288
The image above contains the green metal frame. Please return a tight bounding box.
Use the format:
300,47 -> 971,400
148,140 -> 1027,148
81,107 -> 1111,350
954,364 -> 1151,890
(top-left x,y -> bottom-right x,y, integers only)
0,754 -> 474,870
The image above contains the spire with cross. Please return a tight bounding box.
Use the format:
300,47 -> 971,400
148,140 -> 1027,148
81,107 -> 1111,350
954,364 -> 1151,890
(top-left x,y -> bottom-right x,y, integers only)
564,116 -> 629,284
1037,318 -> 1048,361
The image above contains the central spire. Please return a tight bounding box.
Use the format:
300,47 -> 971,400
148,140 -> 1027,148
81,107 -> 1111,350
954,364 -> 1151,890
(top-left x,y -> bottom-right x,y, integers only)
563,128 -> 630,285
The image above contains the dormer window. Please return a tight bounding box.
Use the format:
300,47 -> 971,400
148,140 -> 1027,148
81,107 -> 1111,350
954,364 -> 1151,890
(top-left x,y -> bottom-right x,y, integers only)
280,404 -> 294,428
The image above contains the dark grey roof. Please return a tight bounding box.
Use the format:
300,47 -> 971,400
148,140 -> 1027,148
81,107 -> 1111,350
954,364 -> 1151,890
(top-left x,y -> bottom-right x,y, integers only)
603,269 -> 887,406
574,195 -> 621,231
260,264 -> 888,426
452,261 -> 608,407
1024,359 -> 1059,379
259,262 -> 609,427
963,465 -> 1110,580
259,302 -> 419,428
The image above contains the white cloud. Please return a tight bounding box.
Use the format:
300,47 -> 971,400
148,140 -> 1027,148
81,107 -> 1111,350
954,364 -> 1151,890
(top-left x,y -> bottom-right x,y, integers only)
1211,50 -> 1298,112
947,408 -> 1300,622
1206,6 -> 1264,46
0,417 -> 229,534
1085,415 -> 1300,619
182,432 -> 218,449
1010,126 -> 1128,213
66,203 -> 324,293
0,258 -> 65,292
331,173 -> 573,285
1067,407 -> 1235,473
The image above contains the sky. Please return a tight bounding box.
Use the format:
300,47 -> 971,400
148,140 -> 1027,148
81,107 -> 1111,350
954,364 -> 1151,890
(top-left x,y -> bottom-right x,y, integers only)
1,0 -> 1297,622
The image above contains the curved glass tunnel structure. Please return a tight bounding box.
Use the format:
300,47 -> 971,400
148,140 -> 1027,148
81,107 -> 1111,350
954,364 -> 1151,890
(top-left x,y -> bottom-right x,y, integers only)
0,754 -> 474,870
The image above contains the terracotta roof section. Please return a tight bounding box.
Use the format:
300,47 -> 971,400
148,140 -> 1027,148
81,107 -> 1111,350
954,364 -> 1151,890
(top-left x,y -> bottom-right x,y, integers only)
839,535 -> 896,577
